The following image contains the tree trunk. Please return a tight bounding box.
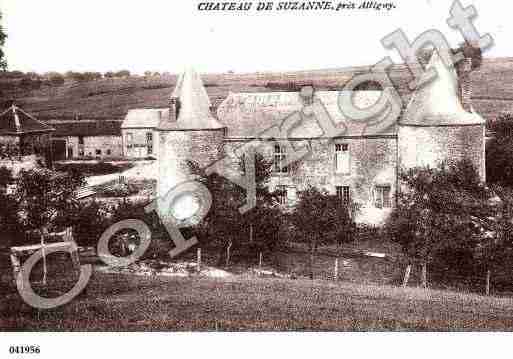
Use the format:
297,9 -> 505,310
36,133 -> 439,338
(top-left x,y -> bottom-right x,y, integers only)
486,269 -> 491,296
225,241 -> 232,267
40,232 -> 47,286
259,251 -> 263,269
420,261 -> 427,288
197,247 -> 201,273
402,264 -> 412,288
309,243 -> 315,280
334,258 -> 339,281
250,224 -> 253,243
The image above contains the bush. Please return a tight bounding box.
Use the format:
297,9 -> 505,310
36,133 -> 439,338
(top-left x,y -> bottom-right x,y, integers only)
54,161 -> 134,176
97,182 -> 138,197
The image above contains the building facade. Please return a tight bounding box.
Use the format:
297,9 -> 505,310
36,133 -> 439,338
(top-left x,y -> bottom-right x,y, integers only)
140,50 -> 484,224
48,120 -> 123,160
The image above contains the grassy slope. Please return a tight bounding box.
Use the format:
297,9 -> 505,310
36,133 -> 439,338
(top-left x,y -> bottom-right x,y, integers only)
1,256 -> 513,331
2,57 -> 513,122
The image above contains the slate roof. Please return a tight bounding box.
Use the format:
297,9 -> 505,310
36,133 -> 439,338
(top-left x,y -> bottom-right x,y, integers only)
0,105 -> 55,135
46,120 -> 122,137
216,90 -> 398,139
123,108 -> 168,129
158,67 -> 224,130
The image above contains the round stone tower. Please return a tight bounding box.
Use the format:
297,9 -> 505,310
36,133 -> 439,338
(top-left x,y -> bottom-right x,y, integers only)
157,67 -> 225,220
398,50 -> 486,181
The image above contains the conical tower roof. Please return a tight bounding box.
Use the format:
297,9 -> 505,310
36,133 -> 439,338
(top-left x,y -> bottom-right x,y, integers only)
402,50 -> 484,126
159,67 -> 224,130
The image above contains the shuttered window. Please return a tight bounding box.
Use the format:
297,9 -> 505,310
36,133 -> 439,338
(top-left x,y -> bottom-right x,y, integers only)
274,145 -> 288,173
335,143 -> 350,174
375,185 -> 391,208
336,186 -> 350,204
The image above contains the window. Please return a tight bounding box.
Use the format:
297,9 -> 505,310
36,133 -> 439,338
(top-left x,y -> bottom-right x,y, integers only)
126,132 -> 133,149
240,153 -> 246,174
375,185 -> 391,208
146,132 -> 153,154
95,149 -> 101,156
335,143 -> 350,174
336,186 -> 350,204
78,136 -> 84,145
276,185 -> 287,205
274,145 -> 287,173
106,149 -> 112,156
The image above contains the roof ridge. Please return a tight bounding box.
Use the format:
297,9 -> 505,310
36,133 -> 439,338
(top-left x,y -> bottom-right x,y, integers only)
14,106 -> 55,131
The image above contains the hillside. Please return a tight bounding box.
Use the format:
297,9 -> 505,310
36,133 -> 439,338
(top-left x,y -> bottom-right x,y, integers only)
1,57 -> 513,123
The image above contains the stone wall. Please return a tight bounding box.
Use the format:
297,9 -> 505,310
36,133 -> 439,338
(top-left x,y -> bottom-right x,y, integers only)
223,136 -> 398,224
122,129 -> 158,158
158,129 -> 225,197
398,124 -> 485,181
57,135 -> 123,159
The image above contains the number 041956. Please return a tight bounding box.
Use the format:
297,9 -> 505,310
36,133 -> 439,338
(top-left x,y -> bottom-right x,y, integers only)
9,345 -> 40,354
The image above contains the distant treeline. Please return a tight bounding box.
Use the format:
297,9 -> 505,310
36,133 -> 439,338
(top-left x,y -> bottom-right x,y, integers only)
0,69 -> 177,86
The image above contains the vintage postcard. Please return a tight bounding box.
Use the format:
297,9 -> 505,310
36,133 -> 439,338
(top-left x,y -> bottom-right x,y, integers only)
0,0 -> 512,357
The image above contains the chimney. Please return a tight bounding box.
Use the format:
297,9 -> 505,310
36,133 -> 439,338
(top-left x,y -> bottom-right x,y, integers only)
455,55 -> 473,112
299,85 -> 315,106
169,97 -> 180,122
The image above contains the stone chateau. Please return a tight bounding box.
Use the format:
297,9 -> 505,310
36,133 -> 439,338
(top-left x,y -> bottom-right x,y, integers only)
0,50 -> 486,223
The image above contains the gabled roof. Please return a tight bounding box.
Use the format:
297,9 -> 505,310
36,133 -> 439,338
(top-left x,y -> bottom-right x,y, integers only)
0,105 -> 55,135
159,67 -> 224,130
47,120 -> 122,136
216,90 -> 398,139
402,50 -> 485,126
122,108 -> 168,129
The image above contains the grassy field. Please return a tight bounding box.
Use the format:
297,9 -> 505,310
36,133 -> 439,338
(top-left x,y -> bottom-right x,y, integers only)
2,57 -> 513,123
1,256 -> 513,331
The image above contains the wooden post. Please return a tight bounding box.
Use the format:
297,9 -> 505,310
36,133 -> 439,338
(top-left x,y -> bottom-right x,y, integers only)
41,232 -> 47,286
197,247 -> 202,273
486,269 -> 491,296
10,251 -> 21,288
259,252 -> 263,269
402,264 -> 412,288
421,262 -> 427,289
309,245 -> 314,280
226,242 -> 232,267
334,258 -> 339,281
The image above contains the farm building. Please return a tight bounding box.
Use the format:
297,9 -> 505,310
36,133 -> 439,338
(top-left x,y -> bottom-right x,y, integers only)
121,109 -> 161,158
46,119 -> 123,160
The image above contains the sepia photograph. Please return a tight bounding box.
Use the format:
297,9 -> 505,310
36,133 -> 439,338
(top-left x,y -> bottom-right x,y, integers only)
0,0 -> 512,356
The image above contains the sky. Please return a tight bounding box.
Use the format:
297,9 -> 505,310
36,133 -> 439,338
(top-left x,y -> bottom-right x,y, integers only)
0,0 -> 511,74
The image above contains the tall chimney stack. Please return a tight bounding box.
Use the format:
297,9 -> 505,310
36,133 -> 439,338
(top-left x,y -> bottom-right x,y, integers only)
456,56 -> 473,112
169,97 -> 180,122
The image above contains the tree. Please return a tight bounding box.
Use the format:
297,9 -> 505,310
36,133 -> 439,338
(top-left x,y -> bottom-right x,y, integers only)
0,167 -> 21,243
486,113 -> 513,186
188,151 -> 278,266
0,10 -> 7,70
475,185 -> 513,295
291,186 -> 355,279
386,160 -> 494,288
115,70 -> 130,78
15,168 -> 85,284
189,161 -> 244,267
